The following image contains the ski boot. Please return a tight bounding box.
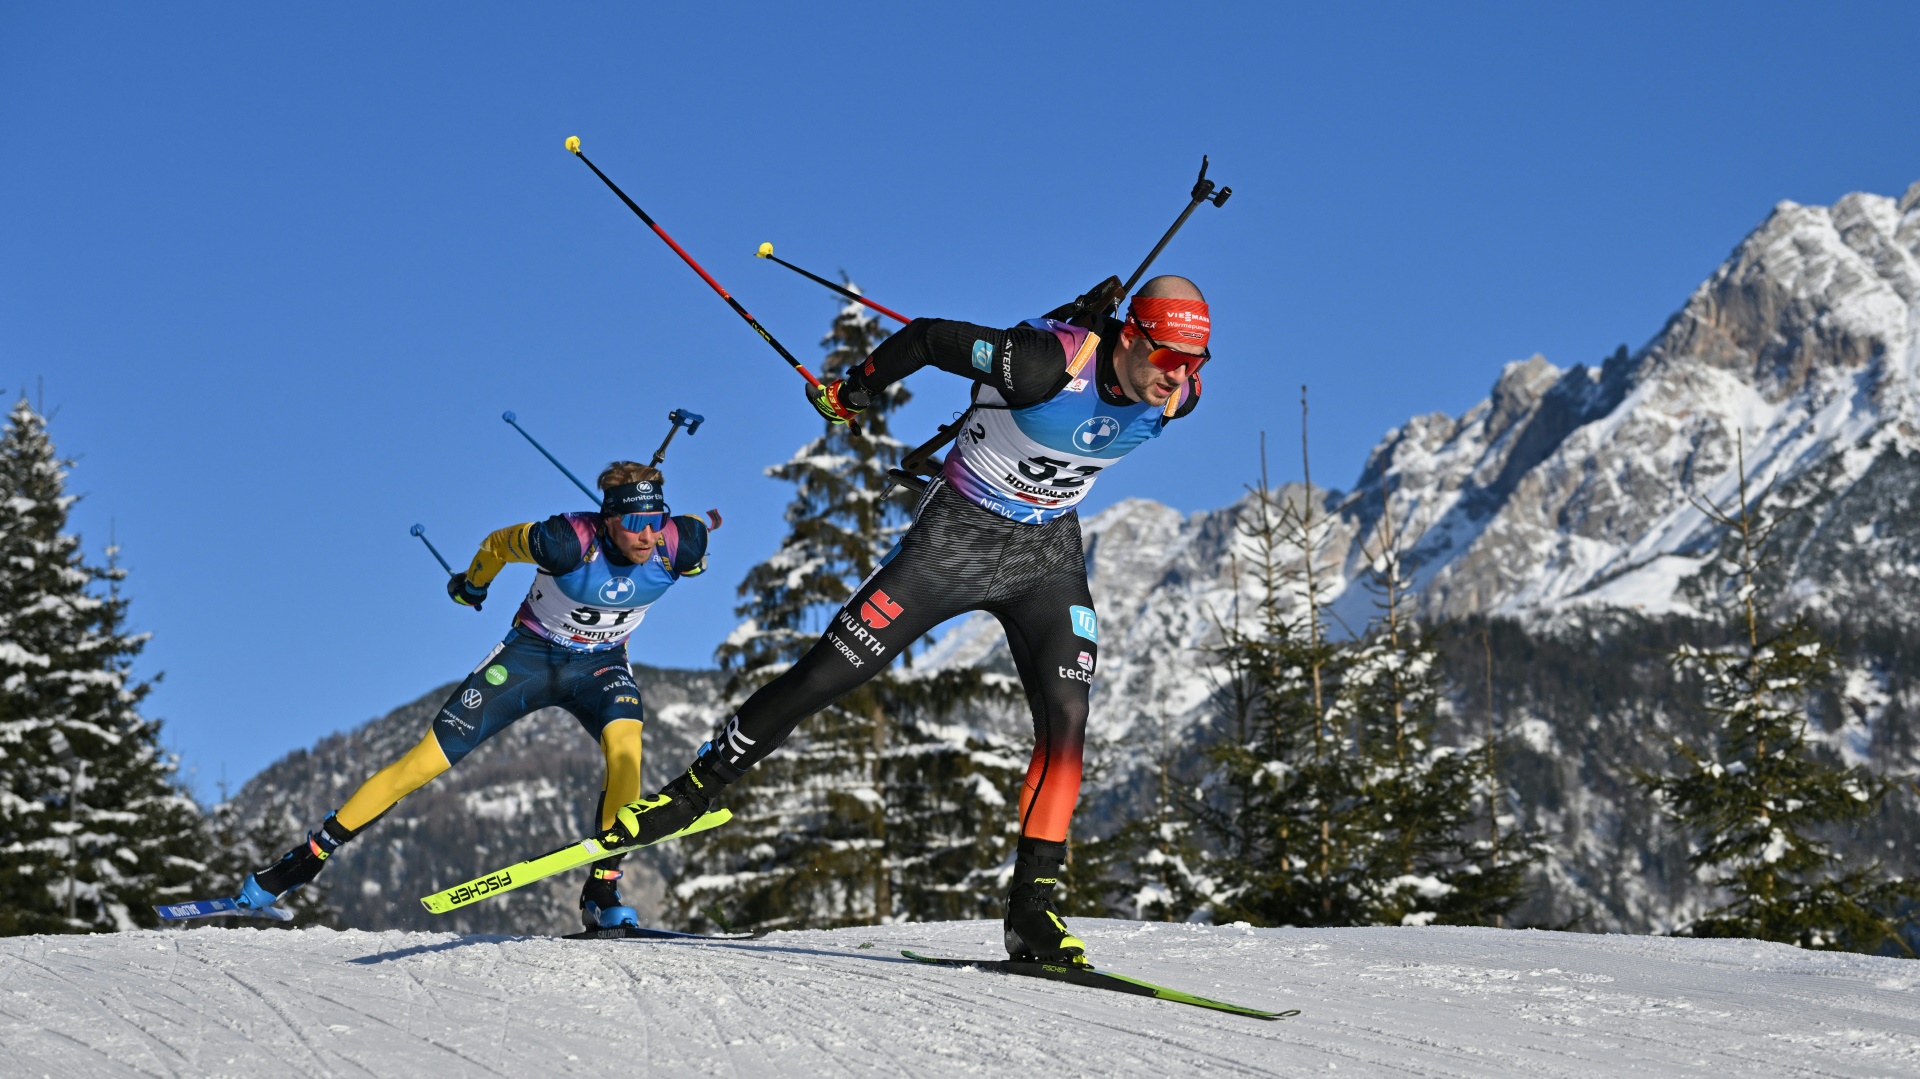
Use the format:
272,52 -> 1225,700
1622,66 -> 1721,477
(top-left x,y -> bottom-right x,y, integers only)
1003,837 -> 1088,966
580,864 -> 639,930
241,813 -> 357,912
603,759 -> 725,849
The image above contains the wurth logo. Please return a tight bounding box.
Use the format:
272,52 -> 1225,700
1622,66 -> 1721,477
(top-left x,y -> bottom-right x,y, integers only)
835,609 -> 889,656
861,590 -> 904,630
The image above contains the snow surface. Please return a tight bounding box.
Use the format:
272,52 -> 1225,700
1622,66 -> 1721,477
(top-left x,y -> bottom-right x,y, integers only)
3,921 -> 1917,1077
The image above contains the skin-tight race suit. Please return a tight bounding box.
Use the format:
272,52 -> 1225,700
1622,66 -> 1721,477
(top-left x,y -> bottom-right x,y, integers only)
334,512 -> 711,835
708,315 -> 1197,843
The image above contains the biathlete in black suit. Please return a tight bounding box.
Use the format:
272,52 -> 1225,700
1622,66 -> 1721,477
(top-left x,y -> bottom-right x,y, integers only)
603,276 -> 1212,964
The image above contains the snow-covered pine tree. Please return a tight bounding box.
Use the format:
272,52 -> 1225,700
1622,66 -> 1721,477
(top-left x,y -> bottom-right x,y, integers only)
879,673 -> 1025,921
0,397 -> 204,933
1187,427 -> 1366,927
1646,440 -> 1920,953
680,286 -> 1017,930
1330,506 -> 1532,927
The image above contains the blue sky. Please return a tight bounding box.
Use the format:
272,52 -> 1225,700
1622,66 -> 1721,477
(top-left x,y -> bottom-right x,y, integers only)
3,3 -> 1916,798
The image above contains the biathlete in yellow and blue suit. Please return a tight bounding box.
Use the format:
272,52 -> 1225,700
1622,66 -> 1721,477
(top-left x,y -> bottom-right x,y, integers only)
239,461 -> 714,929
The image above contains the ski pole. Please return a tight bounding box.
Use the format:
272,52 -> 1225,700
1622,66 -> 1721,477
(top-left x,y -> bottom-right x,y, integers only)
650,408 -> 705,467
754,242 -> 911,325
502,410 -> 598,504
564,137 -> 831,402
410,524 -> 455,576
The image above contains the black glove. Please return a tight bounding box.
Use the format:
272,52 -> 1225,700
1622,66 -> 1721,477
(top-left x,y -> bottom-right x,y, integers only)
447,572 -> 488,611
805,378 -> 871,425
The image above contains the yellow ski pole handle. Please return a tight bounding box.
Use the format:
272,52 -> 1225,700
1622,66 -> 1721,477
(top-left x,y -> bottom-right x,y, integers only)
419,808 -> 732,914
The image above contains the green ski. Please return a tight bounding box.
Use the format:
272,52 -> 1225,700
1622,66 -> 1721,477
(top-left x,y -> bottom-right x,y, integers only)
900,950 -> 1297,1021
420,807 -> 731,915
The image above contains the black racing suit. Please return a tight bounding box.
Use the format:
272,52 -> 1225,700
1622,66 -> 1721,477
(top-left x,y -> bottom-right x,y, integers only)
707,316 -> 1198,843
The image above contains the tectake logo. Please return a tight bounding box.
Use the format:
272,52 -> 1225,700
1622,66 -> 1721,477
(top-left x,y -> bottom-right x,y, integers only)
1077,651 -> 1094,672
971,339 -> 993,372
460,688 -> 483,709
1069,605 -> 1098,642
1073,416 -> 1121,452
598,576 -> 635,603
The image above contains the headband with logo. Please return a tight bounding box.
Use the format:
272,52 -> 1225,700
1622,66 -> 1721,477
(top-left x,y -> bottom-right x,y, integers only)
601,479 -> 666,517
1127,296 -> 1211,348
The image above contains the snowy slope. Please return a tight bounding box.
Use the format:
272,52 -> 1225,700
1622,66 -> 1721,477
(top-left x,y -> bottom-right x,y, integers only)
4,921 -> 1917,1077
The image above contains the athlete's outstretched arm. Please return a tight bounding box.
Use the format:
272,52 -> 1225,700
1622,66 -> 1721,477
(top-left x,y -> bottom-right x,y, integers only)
847,319 -> 1070,407
462,516 -> 586,587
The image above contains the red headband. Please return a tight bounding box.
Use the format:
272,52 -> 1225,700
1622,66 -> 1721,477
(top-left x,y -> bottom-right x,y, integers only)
1127,296 -> 1210,348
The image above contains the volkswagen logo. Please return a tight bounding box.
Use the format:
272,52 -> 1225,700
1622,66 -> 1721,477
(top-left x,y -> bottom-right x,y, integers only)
460,689 -> 483,709
598,576 -> 636,603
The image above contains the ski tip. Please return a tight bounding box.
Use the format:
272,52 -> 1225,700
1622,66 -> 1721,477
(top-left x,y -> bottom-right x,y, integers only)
756,242 -> 773,258
565,135 -> 581,154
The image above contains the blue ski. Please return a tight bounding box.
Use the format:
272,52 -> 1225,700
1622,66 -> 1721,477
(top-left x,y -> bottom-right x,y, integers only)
154,897 -> 294,922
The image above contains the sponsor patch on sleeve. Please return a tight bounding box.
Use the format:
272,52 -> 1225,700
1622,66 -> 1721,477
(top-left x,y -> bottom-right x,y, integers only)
1069,605 -> 1099,642
971,339 -> 993,372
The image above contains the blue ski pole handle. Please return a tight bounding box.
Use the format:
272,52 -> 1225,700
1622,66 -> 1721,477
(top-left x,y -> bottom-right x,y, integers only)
502,410 -> 598,505
410,524 -> 455,576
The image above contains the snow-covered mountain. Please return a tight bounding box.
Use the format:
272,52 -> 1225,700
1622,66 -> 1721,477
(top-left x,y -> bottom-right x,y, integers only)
932,178 -> 1920,658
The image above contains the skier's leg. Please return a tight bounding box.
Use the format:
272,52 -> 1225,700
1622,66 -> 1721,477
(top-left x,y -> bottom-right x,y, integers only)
611,502 -> 990,845
335,732 -> 451,831
597,720 -> 644,825
244,632 -> 561,907
579,722 -> 645,928
567,656 -> 648,928
996,599 -> 1096,845
987,530 -> 1098,964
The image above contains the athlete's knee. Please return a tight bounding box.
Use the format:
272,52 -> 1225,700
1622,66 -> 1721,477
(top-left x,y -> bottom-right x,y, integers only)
396,733 -> 453,786
1034,690 -> 1090,752
338,733 -> 450,830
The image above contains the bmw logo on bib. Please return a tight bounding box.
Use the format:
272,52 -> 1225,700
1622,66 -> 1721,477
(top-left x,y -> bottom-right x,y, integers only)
1073,416 -> 1121,452
599,576 -> 636,603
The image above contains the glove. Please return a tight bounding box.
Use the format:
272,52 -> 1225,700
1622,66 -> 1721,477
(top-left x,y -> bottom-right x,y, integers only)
805,378 -> 870,425
447,572 -> 488,611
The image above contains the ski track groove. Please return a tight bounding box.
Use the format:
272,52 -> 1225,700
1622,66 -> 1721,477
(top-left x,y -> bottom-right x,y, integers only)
308,984 -> 505,1076
9,949 -> 187,1079
176,942 -> 364,1079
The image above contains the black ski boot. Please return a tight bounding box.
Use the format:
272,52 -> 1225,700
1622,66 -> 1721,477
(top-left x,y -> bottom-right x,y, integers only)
602,759 -> 725,849
580,859 -> 639,930
241,813 -> 357,911
1003,838 -> 1087,966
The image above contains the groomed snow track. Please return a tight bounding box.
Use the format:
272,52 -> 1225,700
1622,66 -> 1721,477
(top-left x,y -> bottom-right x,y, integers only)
2,920 -> 1916,1077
